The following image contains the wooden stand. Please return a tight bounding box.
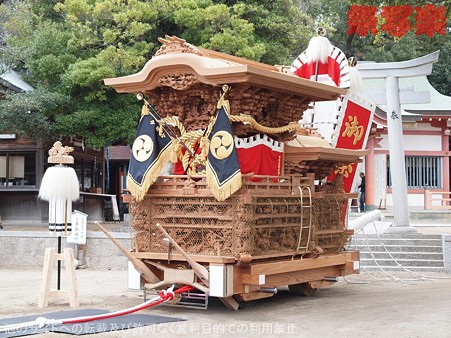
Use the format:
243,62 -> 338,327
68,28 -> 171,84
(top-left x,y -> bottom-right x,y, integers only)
38,247 -> 79,308
349,197 -> 359,212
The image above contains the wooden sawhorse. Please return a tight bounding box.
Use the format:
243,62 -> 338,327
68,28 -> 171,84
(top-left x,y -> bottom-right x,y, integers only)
38,247 -> 79,308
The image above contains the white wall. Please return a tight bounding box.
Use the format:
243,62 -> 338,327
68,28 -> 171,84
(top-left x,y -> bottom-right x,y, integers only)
373,122 -> 445,210
383,193 -> 426,208
379,134 -> 442,152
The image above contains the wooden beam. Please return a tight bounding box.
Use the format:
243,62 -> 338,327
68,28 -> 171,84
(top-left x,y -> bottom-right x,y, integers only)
239,266 -> 341,288
264,266 -> 341,287
220,296 -> 240,311
234,292 -> 274,302
131,252 -> 236,264
309,280 -> 336,289
248,252 -> 357,275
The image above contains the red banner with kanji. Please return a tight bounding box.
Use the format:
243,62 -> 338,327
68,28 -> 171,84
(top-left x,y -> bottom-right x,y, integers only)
328,93 -> 375,193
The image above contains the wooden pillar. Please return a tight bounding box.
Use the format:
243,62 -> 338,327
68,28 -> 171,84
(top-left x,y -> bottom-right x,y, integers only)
442,132 -> 450,192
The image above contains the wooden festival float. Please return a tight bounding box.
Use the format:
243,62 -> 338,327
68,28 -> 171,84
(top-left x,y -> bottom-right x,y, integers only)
103,36 -> 366,310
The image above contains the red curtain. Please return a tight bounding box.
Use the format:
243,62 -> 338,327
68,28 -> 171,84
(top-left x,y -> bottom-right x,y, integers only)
235,134 -> 284,181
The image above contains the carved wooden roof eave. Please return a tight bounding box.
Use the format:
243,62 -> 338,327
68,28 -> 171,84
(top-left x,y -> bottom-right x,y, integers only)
104,52 -> 347,102
284,146 -> 368,164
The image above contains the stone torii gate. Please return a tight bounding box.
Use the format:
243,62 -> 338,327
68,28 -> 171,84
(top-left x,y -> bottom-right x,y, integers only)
356,51 -> 440,230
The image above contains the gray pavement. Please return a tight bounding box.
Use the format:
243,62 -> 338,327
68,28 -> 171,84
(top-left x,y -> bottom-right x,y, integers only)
0,268 -> 451,337
1,209 -> 451,337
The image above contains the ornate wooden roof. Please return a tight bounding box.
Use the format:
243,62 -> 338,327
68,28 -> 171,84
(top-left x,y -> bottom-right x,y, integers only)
104,36 -> 347,138
104,36 -> 346,102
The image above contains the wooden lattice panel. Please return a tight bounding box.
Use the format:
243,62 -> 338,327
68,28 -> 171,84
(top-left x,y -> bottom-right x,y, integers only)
132,195 -> 310,256
130,176 -> 351,258
311,195 -> 348,253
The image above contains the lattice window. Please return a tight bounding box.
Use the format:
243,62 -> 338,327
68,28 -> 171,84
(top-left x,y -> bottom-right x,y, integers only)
387,156 -> 442,189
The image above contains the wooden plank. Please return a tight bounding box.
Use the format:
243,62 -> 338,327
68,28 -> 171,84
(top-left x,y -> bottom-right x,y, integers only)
264,266 -> 341,287
348,251 -> 359,261
149,223 -> 234,229
235,292 -> 274,302
64,248 -> 79,307
48,290 -> 69,298
240,266 -> 340,287
220,296 -> 240,311
233,266 -> 250,295
251,251 -> 303,260
132,251 -> 358,266
152,214 -> 235,221
309,280 -> 335,289
249,252 -> 356,275
53,253 -> 65,260
315,229 -> 346,235
247,249 -> 356,262
341,261 -> 359,276
241,273 -> 263,285
38,248 -> 55,308
131,252 -> 236,264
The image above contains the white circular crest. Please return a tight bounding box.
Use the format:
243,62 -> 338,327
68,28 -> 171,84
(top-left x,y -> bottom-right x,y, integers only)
132,135 -> 154,162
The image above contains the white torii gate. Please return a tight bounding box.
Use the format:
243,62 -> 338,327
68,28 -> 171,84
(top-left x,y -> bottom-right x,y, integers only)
357,51 -> 439,230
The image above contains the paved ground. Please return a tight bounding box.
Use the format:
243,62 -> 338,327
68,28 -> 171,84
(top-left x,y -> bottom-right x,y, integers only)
1,209 -> 450,337
0,268 -> 450,338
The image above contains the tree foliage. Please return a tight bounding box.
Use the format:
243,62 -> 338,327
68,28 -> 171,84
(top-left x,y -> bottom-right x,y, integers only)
0,87 -> 69,140
0,0 -> 449,149
0,0 -> 315,147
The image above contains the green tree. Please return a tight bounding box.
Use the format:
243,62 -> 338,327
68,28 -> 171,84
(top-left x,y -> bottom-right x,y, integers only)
0,0 -> 314,147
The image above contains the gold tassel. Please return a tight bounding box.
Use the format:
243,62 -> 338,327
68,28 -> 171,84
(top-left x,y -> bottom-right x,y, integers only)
200,137 -> 208,162
170,142 -> 179,163
206,167 -> 242,202
126,141 -> 173,202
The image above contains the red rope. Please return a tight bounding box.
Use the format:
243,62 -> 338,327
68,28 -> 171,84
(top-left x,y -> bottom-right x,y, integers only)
62,285 -> 193,325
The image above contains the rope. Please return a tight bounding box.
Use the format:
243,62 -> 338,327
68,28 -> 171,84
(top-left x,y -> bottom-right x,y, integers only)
158,116 -> 187,160
0,285 -> 193,333
229,115 -> 300,134
181,129 -> 205,172
159,116 -> 186,136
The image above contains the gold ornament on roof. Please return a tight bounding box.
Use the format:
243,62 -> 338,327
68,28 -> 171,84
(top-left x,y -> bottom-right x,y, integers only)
317,27 -> 327,37
216,84 -> 231,113
155,35 -> 203,57
348,56 -> 357,67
